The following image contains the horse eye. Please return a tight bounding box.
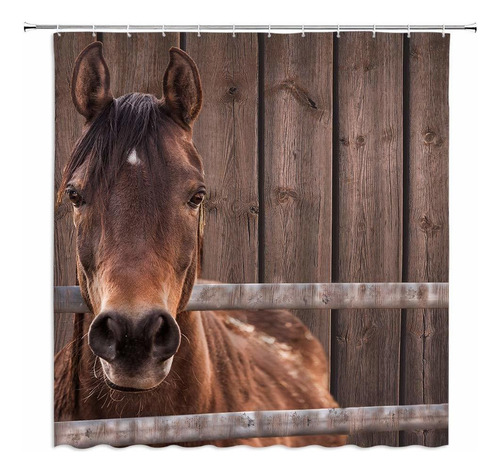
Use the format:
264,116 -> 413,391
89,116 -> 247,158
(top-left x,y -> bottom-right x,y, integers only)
189,191 -> 205,208
66,188 -> 84,208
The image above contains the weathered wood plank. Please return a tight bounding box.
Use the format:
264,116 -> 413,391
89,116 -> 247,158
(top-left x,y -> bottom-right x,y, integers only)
54,33 -> 95,353
262,33 -> 334,364
401,34 -> 449,447
55,282 -> 448,313
185,34 -> 259,283
100,32 -> 179,98
55,403 -> 448,447
332,32 -> 403,446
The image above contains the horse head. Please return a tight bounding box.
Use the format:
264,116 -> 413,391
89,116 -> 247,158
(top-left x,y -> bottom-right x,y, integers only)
60,42 -> 204,391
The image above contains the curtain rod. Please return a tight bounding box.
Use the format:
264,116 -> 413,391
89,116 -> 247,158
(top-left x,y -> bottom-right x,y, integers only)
24,23 -> 477,34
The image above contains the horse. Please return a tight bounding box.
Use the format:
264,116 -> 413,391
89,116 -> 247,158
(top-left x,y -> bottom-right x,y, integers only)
54,42 -> 346,447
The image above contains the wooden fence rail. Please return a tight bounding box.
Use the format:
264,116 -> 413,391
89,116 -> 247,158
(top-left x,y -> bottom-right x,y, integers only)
54,282 -> 448,313
54,403 -> 448,447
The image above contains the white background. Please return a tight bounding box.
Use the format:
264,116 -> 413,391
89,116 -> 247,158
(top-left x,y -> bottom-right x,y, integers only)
2,0 -> 498,471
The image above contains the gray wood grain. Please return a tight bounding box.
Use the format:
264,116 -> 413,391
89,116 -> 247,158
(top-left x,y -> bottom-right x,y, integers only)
55,403 -> 448,447
400,33 -> 449,447
185,33 -> 259,283
100,33 -> 179,98
332,32 -> 404,446
54,282 -> 448,313
262,33 -> 334,365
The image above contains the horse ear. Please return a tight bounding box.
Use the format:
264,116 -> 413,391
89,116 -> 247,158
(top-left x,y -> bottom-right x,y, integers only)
162,47 -> 202,128
71,42 -> 113,120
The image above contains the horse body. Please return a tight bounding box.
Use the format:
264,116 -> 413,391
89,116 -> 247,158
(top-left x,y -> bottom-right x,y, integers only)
54,42 -> 345,447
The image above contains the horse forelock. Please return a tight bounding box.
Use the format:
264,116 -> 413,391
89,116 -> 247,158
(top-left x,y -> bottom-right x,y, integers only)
58,93 -> 167,206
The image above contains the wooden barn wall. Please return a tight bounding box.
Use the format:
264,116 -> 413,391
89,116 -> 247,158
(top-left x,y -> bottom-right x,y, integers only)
53,32 -> 449,447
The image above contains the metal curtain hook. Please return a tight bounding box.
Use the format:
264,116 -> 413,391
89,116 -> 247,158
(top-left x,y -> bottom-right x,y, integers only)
56,24 -> 61,37
162,25 -> 166,37
442,24 -> 446,37
233,25 -> 236,38
407,24 -> 411,38
198,25 -> 201,37
92,25 -> 96,37
337,24 -> 340,38
268,25 -> 271,38
301,25 -> 305,37
127,25 -> 131,38
372,24 -> 376,38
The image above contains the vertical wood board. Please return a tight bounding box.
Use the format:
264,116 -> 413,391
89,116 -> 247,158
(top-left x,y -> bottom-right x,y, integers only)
186,34 -> 259,283
401,33 -> 449,447
262,33 -> 334,366
332,32 -> 404,446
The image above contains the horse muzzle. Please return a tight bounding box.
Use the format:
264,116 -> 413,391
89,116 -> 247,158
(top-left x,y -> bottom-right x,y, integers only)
88,309 -> 181,390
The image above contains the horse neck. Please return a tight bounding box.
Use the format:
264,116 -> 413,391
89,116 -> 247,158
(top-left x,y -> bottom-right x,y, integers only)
173,310 -> 214,401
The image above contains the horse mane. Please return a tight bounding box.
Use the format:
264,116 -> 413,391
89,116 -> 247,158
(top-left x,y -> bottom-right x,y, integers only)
58,93 -> 163,204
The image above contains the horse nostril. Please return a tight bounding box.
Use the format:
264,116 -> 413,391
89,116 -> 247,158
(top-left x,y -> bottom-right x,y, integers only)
89,311 -> 180,365
88,313 -> 123,362
148,312 -> 181,362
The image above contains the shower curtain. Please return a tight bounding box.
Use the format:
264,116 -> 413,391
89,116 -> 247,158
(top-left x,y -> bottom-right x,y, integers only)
53,31 -> 448,447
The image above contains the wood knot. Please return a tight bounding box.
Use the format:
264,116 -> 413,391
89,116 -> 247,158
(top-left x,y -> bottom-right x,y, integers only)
383,128 -> 395,142
340,137 -> 350,146
249,205 -> 259,215
281,80 -> 318,110
424,130 -> 444,147
357,220 -> 367,233
224,85 -> 241,102
275,187 -> 298,204
417,285 -> 429,300
357,323 -> 378,347
424,131 -> 436,144
356,135 -> 366,147
419,215 -> 441,234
